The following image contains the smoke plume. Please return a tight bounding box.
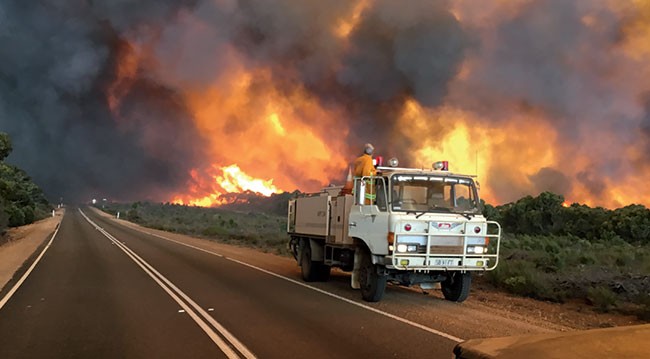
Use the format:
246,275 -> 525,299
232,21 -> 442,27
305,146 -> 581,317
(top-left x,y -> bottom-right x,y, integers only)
0,1 -> 204,202
1,0 -> 650,207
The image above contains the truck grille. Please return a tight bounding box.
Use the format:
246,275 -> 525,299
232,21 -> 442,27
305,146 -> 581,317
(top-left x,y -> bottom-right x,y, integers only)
429,245 -> 464,254
408,245 -> 463,254
397,235 -> 464,254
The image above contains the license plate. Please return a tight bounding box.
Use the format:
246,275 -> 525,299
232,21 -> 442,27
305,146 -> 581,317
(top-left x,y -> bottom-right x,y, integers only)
431,258 -> 458,266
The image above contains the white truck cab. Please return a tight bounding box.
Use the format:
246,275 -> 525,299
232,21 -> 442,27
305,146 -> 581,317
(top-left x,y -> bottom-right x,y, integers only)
288,160 -> 501,302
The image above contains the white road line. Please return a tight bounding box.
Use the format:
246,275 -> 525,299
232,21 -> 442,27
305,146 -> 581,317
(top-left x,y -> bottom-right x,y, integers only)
0,222 -> 61,311
225,257 -> 464,343
116,215 -> 464,343
79,209 -> 256,359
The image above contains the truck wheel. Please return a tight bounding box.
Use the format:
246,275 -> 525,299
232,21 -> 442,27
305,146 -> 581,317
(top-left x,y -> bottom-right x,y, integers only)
359,250 -> 387,302
441,272 -> 472,302
301,242 -> 330,282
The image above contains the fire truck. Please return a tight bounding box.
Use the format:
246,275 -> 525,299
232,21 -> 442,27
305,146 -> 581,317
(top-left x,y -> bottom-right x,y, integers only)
287,159 -> 501,302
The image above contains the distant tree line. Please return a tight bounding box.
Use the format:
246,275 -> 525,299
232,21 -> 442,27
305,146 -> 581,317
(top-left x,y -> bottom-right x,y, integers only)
483,191 -> 650,245
0,132 -> 51,233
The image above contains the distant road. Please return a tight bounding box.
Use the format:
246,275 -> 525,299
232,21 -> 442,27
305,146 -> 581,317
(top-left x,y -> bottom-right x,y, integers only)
0,208 -> 458,358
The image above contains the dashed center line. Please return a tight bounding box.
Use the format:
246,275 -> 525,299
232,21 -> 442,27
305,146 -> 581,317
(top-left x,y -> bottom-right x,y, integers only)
80,209 -> 256,359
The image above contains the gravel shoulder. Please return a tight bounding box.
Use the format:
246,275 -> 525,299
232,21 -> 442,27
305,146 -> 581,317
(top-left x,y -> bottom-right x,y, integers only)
90,207 -> 644,339
0,209 -> 65,292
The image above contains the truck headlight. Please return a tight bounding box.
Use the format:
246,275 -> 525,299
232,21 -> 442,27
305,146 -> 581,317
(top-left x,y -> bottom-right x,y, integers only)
397,244 -> 418,253
467,246 -> 486,254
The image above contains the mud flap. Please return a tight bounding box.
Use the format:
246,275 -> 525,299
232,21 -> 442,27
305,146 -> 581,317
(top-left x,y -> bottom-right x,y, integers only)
309,238 -> 324,261
351,247 -> 361,289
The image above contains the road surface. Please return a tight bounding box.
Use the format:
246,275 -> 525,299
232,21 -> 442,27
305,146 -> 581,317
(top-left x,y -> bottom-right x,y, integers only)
0,208 -> 459,358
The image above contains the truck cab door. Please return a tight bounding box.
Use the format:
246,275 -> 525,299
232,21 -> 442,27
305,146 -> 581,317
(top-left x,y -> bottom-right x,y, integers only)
348,177 -> 389,255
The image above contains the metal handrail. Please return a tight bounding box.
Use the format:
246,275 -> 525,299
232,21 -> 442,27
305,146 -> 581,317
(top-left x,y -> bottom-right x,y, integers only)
390,220 -> 502,271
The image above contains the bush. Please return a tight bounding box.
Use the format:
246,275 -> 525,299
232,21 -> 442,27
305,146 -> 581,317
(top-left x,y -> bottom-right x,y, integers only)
22,206 -> 35,224
587,286 -> 618,312
126,209 -> 141,222
6,205 -> 25,227
202,225 -> 227,236
487,232 -> 650,318
100,201 -> 290,254
636,294 -> 650,321
487,257 -> 562,301
0,202 -> 8,233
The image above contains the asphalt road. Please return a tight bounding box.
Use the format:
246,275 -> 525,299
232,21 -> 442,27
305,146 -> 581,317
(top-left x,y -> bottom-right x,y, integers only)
0,208 -> 458,358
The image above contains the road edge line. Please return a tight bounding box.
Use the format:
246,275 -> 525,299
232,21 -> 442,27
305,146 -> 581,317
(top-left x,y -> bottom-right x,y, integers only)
0,221 -> 62,311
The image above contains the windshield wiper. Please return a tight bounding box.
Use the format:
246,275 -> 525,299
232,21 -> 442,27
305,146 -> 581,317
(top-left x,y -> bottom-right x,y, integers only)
459,212 -> 473,220
414,206 -> 452,219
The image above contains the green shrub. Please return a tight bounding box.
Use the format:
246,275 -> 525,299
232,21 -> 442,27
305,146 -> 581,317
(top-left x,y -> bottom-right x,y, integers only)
202,225 -> 227,236
126,209 -> 141,222
487,258 -> 562,301
7,205 -> 25,227
22,206 -> 35,224
34,207 -> 51,221
578,252 -> 597,265
587,286 -> 618,312
635,294 -> 650,321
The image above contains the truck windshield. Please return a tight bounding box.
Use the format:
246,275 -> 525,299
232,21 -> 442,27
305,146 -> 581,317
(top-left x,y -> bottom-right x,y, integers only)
391,175 -> 479,214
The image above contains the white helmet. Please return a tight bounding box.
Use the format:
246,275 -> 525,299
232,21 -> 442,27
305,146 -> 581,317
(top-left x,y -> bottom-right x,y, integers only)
364,143 -> 374,155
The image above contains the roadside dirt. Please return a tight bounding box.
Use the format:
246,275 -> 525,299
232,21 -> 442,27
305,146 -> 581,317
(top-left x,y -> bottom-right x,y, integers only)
0,209 -> 64,291
91,207 -> 645,340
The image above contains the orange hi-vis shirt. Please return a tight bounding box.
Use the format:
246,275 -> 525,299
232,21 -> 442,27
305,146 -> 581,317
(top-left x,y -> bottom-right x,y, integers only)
353,154 -> 376,177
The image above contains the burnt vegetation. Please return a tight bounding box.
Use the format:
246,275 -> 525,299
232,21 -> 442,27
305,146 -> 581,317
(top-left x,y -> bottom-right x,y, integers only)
101,190 -> 650,320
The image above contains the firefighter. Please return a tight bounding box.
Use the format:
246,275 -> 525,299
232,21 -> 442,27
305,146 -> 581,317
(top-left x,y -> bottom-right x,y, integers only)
353,143 -> 376,177
353,143 -> 377,204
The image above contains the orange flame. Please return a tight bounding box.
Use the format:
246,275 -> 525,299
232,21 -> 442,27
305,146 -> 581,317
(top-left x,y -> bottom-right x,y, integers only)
217,164 -> 281,196
171,165 -> 281,207
170,66 -> 349,206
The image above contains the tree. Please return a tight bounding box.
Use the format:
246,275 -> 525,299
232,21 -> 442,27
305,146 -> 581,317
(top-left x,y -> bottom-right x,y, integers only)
497,192 -> 565,235
0,132 -> 12,161
0,133 -> 51,230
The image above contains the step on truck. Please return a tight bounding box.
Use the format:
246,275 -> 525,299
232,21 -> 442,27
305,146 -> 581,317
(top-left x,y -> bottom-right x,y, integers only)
287,160 -> 501,302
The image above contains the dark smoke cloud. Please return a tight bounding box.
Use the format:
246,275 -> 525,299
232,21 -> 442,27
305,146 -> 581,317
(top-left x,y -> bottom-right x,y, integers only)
634,93 -> 650,177
529,167 -> 572,197
0,0 -> 204,202
451,0 -> 628,133
450,0 -> 649,204
0,0 -> 484,203
576,170 -> 606,198
225,0 -> 469,158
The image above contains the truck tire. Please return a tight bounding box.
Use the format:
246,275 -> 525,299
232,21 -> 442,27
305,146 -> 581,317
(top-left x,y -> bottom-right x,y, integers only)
301,242 -> 330,282
441,272 -> 472,302
359,250 -> 387,302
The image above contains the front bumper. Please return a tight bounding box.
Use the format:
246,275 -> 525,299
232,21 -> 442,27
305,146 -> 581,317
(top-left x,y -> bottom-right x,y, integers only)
386,255 -> 493,271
